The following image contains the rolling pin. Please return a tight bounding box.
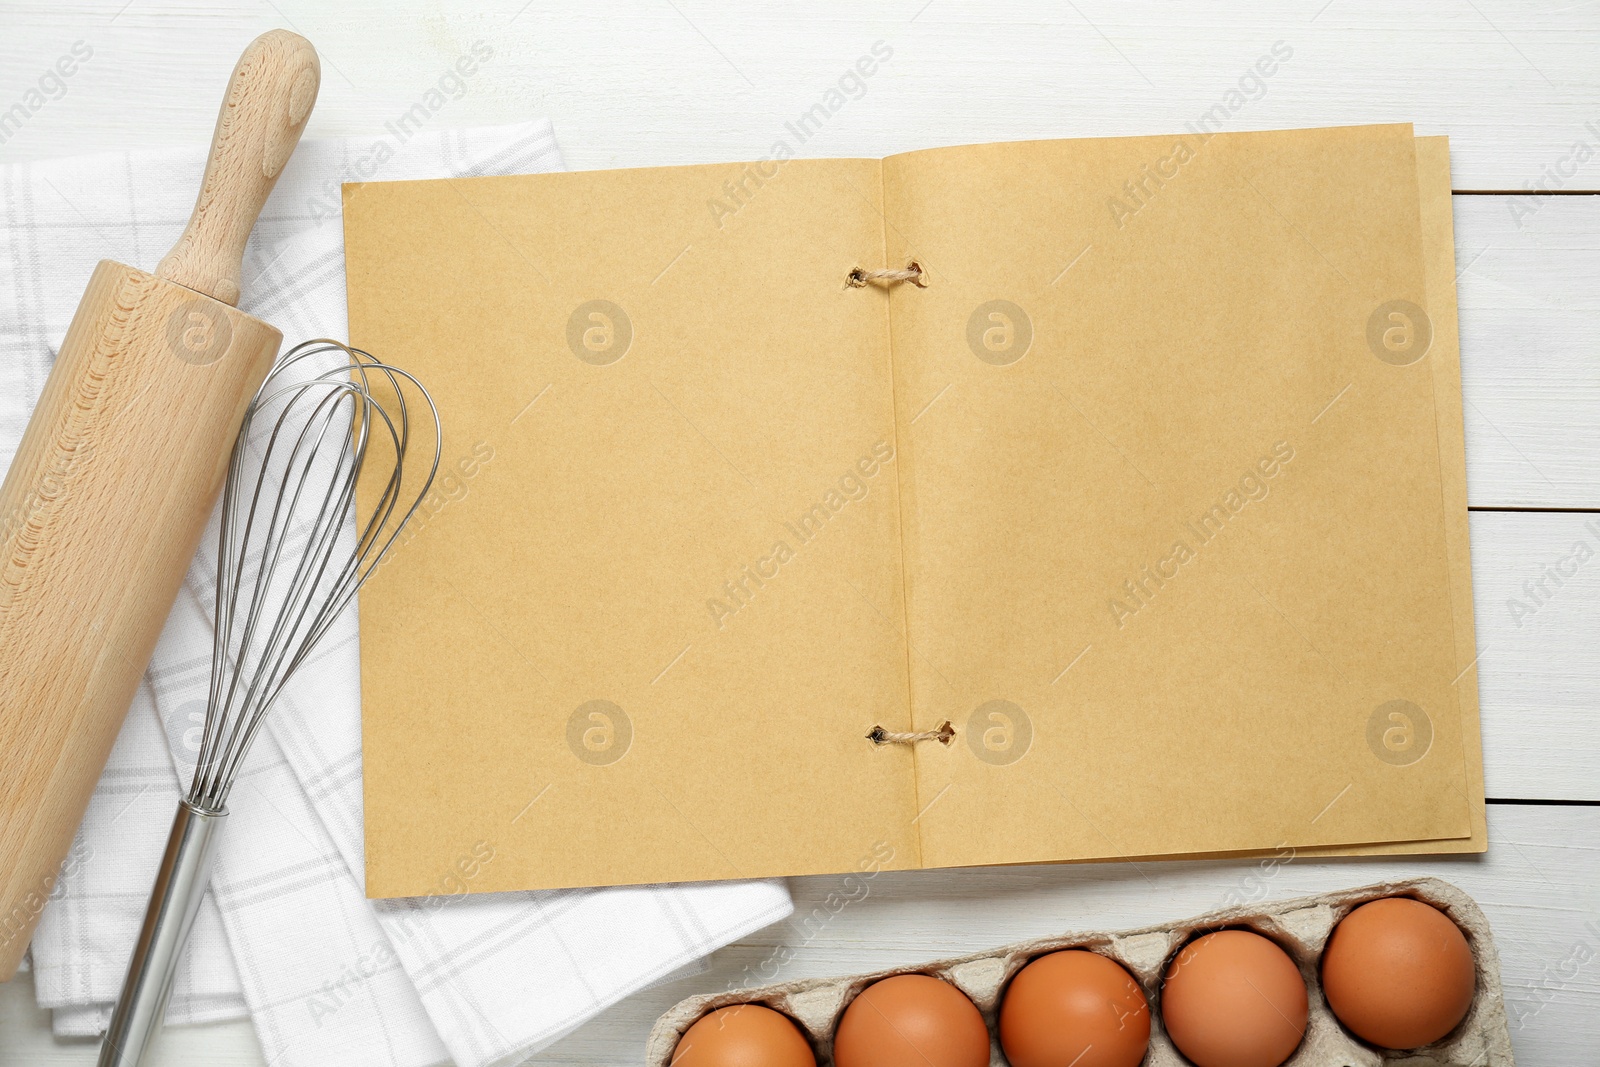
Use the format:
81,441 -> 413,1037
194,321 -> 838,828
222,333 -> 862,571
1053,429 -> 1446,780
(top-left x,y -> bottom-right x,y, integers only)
0,30 -> 320,979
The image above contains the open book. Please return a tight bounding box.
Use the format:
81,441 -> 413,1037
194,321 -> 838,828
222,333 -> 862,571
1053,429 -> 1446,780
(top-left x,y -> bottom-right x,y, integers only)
345,124 -> 1484,898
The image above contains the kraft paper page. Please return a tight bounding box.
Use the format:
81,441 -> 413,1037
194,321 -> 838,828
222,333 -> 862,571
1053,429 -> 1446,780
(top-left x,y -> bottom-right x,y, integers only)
1156,137 -> 1486,866
1293,135 -> 1487,859
880,124 -> 1474,870
916,134 -> 1486,870
344,124 -> 1483,898
347,160 -> 920,896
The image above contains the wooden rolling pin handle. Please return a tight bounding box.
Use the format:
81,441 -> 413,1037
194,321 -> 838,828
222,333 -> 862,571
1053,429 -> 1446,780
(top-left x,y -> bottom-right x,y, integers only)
155,29 -> 320,307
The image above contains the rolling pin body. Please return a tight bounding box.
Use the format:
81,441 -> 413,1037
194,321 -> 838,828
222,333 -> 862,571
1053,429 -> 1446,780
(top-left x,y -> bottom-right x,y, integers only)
0,29 -> 318,980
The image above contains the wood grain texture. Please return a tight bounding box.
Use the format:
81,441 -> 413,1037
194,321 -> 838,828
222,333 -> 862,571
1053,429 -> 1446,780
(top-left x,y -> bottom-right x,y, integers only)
5,0 -> 1599,190
156,30 -> 319,305
0,264 -> 280,980
0,3 -> 1594,1063
1472,512 -> 1600,801
0,28 -> 317,982
1454,194 -> 1600,508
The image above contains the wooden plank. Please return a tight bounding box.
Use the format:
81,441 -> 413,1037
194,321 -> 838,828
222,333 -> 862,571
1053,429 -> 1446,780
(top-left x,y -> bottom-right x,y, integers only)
1457,195 -> 1600,508
6,1 -> 1599,190
545,803 -> 1600,1066
1473,511 -> 1600,800
493,0 -> 1600,192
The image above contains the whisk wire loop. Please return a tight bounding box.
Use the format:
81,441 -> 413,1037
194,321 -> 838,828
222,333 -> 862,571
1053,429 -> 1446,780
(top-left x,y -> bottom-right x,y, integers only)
187,339 -> 439,812
103,338 -> 438,1067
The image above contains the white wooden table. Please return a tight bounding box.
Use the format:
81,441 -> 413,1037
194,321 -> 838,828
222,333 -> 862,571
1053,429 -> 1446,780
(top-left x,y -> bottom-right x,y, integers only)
2,2 -> 1597,1063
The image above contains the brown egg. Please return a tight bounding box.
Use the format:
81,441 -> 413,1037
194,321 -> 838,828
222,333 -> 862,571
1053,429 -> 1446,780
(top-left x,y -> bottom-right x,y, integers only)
1322,896 -> 1476,1049
832,974 -> 990,1067
671,1004 -> 816,1067
999,949 -> 1150,1067
1161,930 -> 1308,1067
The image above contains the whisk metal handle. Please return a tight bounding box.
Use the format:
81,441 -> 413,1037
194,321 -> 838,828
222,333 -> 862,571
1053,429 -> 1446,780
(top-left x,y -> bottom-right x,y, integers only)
98,801 -> 227,1067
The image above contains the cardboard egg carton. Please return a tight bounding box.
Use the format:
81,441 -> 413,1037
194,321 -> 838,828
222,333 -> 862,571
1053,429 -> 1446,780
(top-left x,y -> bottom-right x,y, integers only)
646,877 -> 1512,1067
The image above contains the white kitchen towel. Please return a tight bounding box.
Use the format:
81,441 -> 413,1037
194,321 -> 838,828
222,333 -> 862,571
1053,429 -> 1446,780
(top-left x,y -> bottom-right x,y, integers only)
31,678 -> 249,1036
7,120 -> 793,1066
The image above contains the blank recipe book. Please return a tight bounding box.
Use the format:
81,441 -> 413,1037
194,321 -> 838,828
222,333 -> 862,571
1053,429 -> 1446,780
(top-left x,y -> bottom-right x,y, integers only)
343,124 -> 1485,898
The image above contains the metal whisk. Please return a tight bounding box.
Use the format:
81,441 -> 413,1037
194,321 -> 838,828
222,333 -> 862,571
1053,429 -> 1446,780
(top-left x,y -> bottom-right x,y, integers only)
99,340 -> 439,1067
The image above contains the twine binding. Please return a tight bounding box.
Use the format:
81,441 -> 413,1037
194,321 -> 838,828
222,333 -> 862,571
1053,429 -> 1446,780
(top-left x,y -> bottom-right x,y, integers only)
847,261 -> 927,289
867,720 -> 955,746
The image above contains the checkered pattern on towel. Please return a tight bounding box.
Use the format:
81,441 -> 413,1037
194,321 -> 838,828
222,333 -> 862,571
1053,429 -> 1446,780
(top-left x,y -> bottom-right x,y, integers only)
5,120 -> 793,1067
